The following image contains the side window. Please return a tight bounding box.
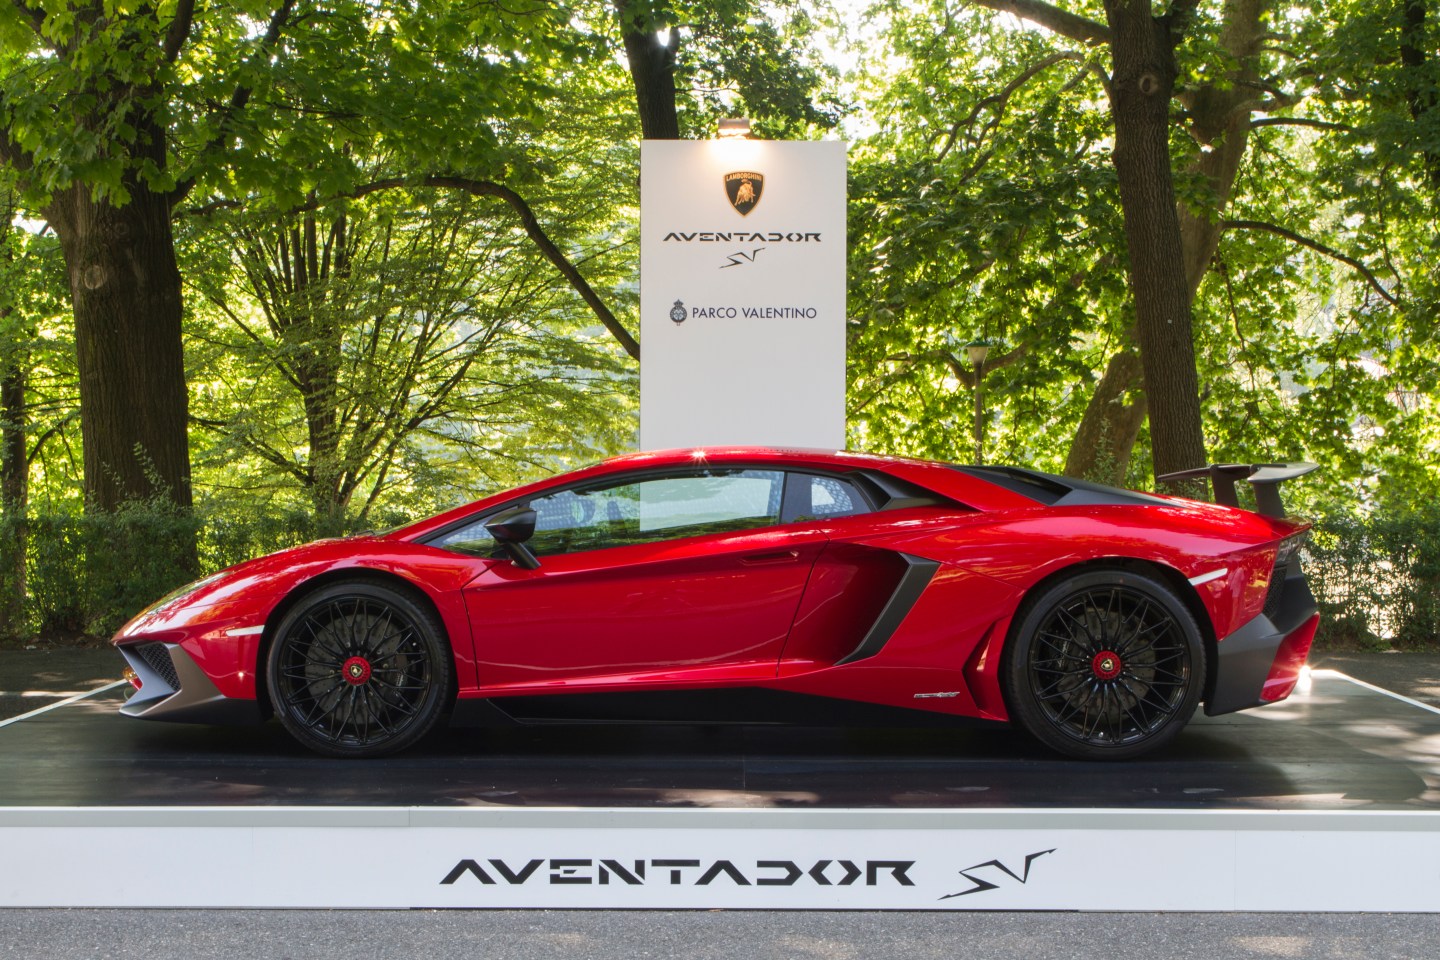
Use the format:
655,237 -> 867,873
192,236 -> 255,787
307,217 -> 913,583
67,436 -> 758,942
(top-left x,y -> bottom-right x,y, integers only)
783,473 -> 869,523
429,518 -> 497,558
430,469 -> 785,559
529,484 -> 640,554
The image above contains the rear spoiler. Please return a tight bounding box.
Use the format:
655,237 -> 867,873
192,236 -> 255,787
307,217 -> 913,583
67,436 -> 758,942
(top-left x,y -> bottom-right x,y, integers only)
1156,463 -> 1318,518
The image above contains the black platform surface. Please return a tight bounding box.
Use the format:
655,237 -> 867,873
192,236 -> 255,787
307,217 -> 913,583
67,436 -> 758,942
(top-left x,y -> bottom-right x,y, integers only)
0,671 -> 1436,811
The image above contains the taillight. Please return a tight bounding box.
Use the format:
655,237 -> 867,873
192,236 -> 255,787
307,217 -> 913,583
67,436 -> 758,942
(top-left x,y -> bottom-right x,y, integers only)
1275,532 -> 1306,568
122,665 -> 141,690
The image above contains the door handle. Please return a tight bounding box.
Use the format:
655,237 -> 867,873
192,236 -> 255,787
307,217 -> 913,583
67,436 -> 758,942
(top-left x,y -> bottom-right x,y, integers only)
739,549 -> 801,565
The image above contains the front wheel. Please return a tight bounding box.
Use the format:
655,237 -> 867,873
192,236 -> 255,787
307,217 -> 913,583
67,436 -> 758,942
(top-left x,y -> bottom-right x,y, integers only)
1002,569 -> 1205,760
266,579 -> 452,758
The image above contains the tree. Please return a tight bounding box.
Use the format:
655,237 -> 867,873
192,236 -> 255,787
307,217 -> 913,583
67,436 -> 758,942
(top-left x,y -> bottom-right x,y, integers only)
846,6 -> 1132,467
962,0 -> 1243,485
187,190 -> 635,523
0,188 -> 28,633
846,0 -> 1430,500
0,0 -> 636,517
0,190 -> 76,633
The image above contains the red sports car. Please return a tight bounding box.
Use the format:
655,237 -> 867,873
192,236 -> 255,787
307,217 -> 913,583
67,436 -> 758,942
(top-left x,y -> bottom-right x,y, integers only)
113,448 -> 1320,760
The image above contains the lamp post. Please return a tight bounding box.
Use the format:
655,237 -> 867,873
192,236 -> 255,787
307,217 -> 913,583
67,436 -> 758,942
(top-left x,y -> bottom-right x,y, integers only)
965,339 -> 990,465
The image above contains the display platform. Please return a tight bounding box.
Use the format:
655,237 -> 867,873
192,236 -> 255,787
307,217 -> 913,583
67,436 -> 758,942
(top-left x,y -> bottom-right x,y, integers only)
3,669 -> 1439,910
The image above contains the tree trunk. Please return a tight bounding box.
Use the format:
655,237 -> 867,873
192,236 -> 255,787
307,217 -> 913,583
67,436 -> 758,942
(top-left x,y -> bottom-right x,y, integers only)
290,214 -> 347,525
236,211 -> 350,525
1101,0 -> 1207,487
1178,0 -> 1263,291
614,0 -> 682,140
44,149 -> 193,514
1063,346 -> 1147,485
1400,0 -> 1440,191
1,361 -> 23,514
0,308 -> 25,637
1068,0 -> 1266,484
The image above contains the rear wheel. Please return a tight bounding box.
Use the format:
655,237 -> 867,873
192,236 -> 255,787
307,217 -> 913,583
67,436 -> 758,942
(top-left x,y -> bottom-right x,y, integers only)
266,579 -> 452,758
1003,569 -> 1205,760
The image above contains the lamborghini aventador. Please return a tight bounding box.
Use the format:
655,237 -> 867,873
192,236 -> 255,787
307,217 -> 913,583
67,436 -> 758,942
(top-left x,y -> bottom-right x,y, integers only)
113,448 -> 1320,760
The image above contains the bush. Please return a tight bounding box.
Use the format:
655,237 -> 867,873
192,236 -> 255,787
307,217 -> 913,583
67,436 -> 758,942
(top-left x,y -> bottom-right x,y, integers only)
0,499 -> 411,643
19,501 -> 201,638
1305,502 -> 1440,650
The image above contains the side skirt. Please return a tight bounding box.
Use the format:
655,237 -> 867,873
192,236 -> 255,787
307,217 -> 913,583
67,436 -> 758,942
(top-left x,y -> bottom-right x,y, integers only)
449,687 -> 1003,730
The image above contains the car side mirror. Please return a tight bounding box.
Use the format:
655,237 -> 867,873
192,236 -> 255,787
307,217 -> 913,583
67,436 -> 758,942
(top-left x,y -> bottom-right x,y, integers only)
484,505 -> 541,570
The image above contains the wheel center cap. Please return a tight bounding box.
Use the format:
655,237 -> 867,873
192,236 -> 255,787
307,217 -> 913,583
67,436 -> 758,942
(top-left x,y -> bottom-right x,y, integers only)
1092,650 -> 1122,681
342,656 -> 372,686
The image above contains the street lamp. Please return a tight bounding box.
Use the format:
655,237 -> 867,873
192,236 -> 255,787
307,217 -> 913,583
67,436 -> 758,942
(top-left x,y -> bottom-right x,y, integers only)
965,339 -> 990,465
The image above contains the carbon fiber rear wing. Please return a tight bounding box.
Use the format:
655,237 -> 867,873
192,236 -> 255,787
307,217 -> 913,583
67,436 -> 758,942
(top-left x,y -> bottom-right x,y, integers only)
1156,462 -> 1318,518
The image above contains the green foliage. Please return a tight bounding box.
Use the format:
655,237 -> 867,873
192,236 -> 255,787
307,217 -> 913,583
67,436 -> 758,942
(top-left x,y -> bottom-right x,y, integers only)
1,0 -> 582,208
0,206 -> 82,511
846,2 -> 1128,469
182,187 -> 637,521
1306,501 -> 1440,650
197,500 -> 410,572
673,0 -> 843,138
0,496 -> 419,640
843,0 -> 1439,506
1185,0 -> 1440,503
0,499 -> 198,637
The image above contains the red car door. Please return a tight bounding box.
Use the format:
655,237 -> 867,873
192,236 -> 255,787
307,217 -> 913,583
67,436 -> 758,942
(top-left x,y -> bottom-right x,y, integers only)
453,468 -> 827,693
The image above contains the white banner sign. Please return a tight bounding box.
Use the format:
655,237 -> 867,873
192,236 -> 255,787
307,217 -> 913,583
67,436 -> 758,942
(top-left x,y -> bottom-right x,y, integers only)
5,807 -> 1440,910
640,139 -> 847,451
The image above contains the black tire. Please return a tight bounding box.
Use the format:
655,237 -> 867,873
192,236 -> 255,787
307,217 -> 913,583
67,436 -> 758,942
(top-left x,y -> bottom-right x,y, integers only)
1002,568 -> 1205,760
266,579 -> 452,758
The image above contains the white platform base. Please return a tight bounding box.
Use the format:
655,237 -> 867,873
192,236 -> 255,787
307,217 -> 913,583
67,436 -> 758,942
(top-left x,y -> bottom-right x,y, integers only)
4,806 -> 1439,911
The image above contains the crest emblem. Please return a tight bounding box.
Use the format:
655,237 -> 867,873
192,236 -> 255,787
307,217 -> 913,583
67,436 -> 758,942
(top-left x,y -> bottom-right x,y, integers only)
669,299 -> 687,324
724,171 -> 764,216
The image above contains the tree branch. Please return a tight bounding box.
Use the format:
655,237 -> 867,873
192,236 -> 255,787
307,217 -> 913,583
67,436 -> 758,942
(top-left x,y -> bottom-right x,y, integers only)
369,179 -> 639,358
170,0 -> 296,206
1223,219 -> 1400,306
162,0 -> 197,63
183,175 -> 641,359
935,52 -> 1087,163
1249,116 -> 1351,132
0,127 -> 33,172
419,177 -> 639,359
25,413 -> 79,468
969,0 -> 1111,46
924,343 -> 1030,389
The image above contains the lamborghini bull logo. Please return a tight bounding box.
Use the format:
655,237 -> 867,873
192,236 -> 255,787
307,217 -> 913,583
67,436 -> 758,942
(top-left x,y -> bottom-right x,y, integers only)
725,171 -> 763,216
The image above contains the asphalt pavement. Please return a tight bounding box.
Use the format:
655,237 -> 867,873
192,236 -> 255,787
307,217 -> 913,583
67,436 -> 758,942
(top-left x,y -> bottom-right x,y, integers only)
0,647 -> 120,722
3,907 -> 1440,960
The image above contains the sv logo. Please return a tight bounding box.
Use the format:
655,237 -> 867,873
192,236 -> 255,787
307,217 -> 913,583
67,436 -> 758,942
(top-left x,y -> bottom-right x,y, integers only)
940,849 -> 1056,899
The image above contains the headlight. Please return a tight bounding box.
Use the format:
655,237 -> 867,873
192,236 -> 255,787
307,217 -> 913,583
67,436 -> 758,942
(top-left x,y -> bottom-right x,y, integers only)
141,572 -> 229,615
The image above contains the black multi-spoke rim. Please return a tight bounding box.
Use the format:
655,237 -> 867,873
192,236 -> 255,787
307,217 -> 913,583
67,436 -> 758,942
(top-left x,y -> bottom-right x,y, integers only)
1027,585 -> 1192,748
274,596 -> 432,748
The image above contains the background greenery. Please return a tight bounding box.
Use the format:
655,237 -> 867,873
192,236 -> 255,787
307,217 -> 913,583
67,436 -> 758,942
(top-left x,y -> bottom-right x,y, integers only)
1,0 -> 1436,646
